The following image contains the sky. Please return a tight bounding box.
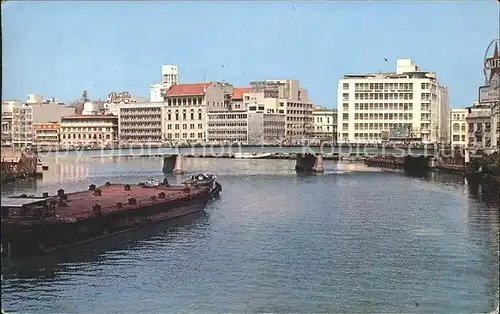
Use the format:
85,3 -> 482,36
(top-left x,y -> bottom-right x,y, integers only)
2,0 -> 499,108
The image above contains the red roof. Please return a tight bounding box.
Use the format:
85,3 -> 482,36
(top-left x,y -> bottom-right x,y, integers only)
232,87 -> 252,99
165,83 -> 211,97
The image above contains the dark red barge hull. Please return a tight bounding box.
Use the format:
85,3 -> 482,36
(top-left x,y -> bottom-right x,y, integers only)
2,178 -> 221,258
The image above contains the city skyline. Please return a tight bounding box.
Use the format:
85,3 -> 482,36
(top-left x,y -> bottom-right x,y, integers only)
2,1 -> 499,108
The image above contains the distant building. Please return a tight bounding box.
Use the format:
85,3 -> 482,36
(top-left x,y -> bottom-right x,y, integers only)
312,106 -> 337,142
150,65 -> 179,102
11,101 -> 75,148
466,102 -> 497,153
163,82 -> 233,144
337,59 -> 450,144
450,108 -> 468,147
32,122 -> 60,148
117,102 -> 163,145
1,101 -> 20,146
59,115 -> 118,148
230,87 -> 252,111
249,80 -> 313,142
26,94 -> 43,104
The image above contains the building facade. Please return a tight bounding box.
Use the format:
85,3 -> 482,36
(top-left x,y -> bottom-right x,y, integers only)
32,122 -> 60,148
163,82 -> 233,144
336,59 -> 450,144
10,102 -> 75,147
312,106 -> 337,142
248,80 -> 312,142
117,103 -> 164,145
150,65 -> 179,102
1,101 -> 19,146
59,115 -> 118,148
450,108 -> 468,147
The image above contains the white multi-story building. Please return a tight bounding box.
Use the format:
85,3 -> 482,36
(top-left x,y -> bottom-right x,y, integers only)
337,59 -> 450,144
162,82 -> 233,144
312,106 -> 337,142
1,101 -> 20,146
247,80 -> 313,142
26,94 -> 43,104
11,101 -> 75,147
59,115 -> 118,148
206,111 -> 286,145
150,65 -> 179,102
450,108 -> 468,147
117,102 -> 164,145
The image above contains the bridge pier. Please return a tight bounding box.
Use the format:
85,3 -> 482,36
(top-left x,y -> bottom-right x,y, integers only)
295,153 -> 324,173
162,154 -> 183,174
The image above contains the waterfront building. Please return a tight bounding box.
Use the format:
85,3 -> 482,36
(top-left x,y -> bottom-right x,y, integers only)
1,101 -> 20,146
466,102 -> 499,154
312,106 -> 337,142
59,115 -> 118,149
150,65 -> 179,102
206,111 -> 286,145
450,108 -> 468,147
336,59 -> 450,144
32,122 -> 60,148
11,101 -> 75,148
248,80 -> 313,142
117,102 -> 163,145
163,82 -> 233,144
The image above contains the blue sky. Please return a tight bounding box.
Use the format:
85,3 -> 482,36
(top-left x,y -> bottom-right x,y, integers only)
2,1 -> 499,108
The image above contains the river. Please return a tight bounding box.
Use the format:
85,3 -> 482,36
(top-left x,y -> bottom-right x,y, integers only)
1,156 -> 499,313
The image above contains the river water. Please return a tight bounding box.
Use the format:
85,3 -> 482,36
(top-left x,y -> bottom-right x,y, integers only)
1,156 -> 499,313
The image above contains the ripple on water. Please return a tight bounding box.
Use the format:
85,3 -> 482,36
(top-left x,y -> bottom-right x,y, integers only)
1,159 -> 498,313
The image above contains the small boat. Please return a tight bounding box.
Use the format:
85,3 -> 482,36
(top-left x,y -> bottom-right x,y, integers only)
182,173 -> 222,198
234,152 -> 272,159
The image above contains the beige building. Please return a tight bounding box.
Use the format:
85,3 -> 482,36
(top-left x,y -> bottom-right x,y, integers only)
248,80 -> 312,142
59,115 -> 118,148
1,101 -> 19,146
450,108 -> 468,147
337,59 -> 450,144
466,102 -> 499,154
163,82 -> 233,144
312,106 -> 337,142
117,102 -> 164,145
11,102 -> 75,147
32,122 -> 60,148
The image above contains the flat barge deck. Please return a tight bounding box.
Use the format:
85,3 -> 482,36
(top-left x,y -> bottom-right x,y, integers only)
1,174 -> 222,258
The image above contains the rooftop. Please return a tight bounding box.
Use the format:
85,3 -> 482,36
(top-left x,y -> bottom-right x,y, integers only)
232,88 -> 252,99
61,114 -> 118,119
165,83 -> 211,97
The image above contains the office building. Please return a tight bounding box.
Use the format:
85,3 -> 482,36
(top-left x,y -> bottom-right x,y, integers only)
450,108 -> 468,147
336,59 -> 450,144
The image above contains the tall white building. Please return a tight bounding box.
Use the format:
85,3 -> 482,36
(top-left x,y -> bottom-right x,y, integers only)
450,108 -> 468,147
336,59 -> 450,144
312,106 -> 337,142
150,65 -> 179,102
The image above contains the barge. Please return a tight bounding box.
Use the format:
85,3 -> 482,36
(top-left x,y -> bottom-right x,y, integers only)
1,174 -> 222,258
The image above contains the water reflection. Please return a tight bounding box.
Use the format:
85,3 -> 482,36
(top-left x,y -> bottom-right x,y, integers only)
1,212 -> 208,281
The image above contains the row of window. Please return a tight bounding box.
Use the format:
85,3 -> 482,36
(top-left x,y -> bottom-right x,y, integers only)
166,123 -> 203,130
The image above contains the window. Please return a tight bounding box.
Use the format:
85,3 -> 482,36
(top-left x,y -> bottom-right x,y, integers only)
342,103 -> 348,110
343,83 -> 349,90
342,93 -> 349,101
343,113 -> 349,120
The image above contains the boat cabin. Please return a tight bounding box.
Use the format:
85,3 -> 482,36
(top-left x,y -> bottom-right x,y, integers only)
1,197 -> 55,219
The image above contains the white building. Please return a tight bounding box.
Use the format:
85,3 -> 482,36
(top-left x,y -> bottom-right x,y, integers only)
1,101 -> 20,146
450,108 -> 468,147
26,94 -> 43,104
466,102 -> 499,154
337,59 -> 450,144
206,111 -> 286,145
150,65 -> 179,102
59,115 -> 118,149
312,106 -> 337,142
117,102 -> 164,145
248,80 -> 313,142
162,82 -> 233,144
